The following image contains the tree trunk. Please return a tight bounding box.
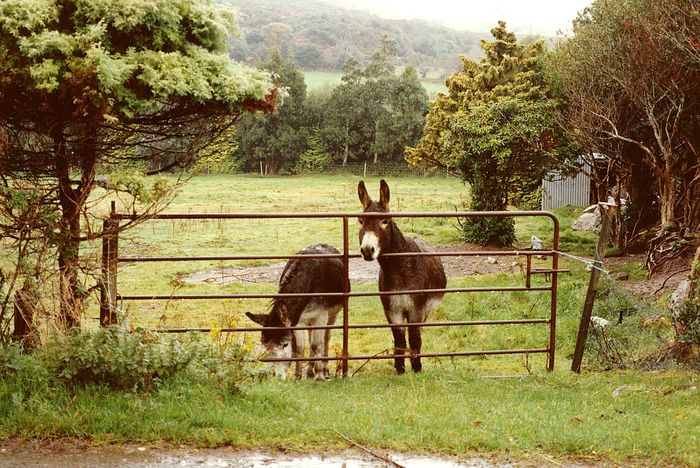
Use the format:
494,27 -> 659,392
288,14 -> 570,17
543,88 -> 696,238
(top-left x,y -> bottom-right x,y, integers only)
13,278 -> 39,350
342,118 -> 349,166
372,120 -> 379,164
658,179 -> 678,229
53,126 -> 97,329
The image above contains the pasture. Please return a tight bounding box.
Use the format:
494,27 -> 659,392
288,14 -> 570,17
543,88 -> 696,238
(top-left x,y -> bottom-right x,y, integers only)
303,69 -> 448,97
3,174 -> 699,465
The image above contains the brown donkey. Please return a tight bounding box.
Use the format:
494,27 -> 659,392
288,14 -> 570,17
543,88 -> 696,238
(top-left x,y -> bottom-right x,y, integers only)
357,179 -> 446,373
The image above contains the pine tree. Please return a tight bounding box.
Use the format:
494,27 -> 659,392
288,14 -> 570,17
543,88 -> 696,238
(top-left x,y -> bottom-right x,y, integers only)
407,21 -> 572,246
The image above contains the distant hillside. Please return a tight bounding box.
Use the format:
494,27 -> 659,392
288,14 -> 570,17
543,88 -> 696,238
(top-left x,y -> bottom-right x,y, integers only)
224,0 -> 486,83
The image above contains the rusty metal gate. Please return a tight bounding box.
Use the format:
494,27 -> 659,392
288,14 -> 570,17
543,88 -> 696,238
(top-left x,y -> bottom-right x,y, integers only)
100,208 -> 561,374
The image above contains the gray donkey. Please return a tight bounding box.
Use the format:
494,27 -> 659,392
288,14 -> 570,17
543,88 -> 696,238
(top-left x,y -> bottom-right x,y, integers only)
246,244 -> 345,380
358,180 -> 446,373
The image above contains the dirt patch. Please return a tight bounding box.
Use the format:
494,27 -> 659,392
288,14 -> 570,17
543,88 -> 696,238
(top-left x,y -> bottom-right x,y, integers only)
604,245 -> 697,298
180,244 -> 523,285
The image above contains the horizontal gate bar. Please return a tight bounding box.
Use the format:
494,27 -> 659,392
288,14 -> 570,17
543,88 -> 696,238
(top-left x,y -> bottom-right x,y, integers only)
114,211 -> 558,221
150,318 -> 550,333
256,348 -> 550,362
118,250 -> 556,263
120,285 -> 551,301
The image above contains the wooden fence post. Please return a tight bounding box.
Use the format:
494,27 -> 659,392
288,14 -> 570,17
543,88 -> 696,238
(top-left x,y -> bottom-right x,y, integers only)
571,204 -> 615,372
100,201 -> 119,326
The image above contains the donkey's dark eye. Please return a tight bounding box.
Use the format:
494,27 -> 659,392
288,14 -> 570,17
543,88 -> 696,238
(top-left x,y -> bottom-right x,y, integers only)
358,219 -> 364,225
381,219 -> 390,226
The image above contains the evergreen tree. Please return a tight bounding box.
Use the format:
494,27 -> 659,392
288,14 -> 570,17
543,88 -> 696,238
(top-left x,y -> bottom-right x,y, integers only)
0,0 -> 276,327
407,22 -> 572,246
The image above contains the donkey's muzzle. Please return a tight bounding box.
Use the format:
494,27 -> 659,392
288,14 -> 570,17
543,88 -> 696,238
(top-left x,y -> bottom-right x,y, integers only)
360,245 -> 376,261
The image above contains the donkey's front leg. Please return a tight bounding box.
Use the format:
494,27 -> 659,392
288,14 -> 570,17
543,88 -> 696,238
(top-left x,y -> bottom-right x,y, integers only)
408,324 -> 422,373
308,329 -> 328,380
390,325 -> 407,374
292,330 -> 305,380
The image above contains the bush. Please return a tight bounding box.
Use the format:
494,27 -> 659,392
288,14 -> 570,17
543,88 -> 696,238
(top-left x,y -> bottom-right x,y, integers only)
674,299 -> 700,348
515,187 -> 542,211
0,343 -> 51,390
45,327 -> 206,390
293,134 -> 332,174
461,216 -> 516,247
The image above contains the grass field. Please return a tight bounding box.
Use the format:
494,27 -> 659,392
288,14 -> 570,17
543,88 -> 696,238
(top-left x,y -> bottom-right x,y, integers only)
100,174 -> 590,372
303,70 -> 448,97
3,174 -> 699,465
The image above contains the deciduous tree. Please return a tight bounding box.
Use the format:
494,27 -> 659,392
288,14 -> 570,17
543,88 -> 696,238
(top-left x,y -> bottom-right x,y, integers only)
552,0 -> 700,233
234,49 -> 307,174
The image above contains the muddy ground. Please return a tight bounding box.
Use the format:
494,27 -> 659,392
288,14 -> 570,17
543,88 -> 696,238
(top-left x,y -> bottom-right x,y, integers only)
0,439 -> 592,467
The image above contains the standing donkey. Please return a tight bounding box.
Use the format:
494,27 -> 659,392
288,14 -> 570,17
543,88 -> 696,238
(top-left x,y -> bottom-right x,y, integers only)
358,180 -> 446,373
246,244 -> 345,380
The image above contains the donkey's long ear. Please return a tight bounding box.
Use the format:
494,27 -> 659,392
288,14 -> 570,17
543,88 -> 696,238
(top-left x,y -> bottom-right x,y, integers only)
358,181 -> 372,210
245,312 -> 267,326
379,179 -> 390,207
278,303 -> 292,327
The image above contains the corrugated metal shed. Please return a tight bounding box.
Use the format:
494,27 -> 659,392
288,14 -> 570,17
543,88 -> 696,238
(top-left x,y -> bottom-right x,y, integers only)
541,159 -> 592,210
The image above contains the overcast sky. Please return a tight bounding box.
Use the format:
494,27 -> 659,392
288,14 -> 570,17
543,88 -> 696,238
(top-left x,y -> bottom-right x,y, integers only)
321,0 -> 593,36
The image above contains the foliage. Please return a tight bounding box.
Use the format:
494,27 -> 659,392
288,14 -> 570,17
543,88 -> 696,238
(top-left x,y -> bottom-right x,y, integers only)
322,37 -> 428,166
407,22 -> 574,246
293,132 -> 332,174
551,0 -> 700,232
45,327 -> 208,390
0,343 -> 48,382
461,214 -> 516,247
226,0 -> 484,80
0,0 -> 277,328
235,49 -> 307,174
1,327 -> 255,395
674,299 -> 700,349
191,128 -> 243,175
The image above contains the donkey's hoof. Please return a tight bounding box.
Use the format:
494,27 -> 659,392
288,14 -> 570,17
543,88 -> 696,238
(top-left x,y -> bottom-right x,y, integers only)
395,367 -> 406,375
314,374 -> 330,382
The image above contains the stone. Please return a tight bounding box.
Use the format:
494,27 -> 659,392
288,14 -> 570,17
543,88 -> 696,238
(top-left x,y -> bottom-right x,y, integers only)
614,271 -> 630,281
572,210 -> 601,232
486,257 -> 497,265
670,280 -> 690,320
612,385 -> 627,398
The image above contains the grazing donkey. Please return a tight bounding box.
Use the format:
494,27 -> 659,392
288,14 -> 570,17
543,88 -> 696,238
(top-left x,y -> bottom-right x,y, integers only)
358,180 -> 446,374
246,244 -> 345,380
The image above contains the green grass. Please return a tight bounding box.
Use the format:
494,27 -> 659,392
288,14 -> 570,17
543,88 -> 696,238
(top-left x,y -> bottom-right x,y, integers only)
303,70 -> 447,97
2,367 -> 698,465
3,174 -> 697,465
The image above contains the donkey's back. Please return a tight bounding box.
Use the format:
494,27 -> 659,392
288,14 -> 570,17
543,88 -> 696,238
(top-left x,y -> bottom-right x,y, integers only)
279,244 -> 344,322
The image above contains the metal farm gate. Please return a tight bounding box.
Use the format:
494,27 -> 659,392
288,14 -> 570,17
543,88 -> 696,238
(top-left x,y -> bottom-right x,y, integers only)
100,209 -> 561,374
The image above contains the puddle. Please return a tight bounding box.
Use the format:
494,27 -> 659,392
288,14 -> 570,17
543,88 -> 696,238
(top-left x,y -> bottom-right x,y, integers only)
0,446 -> 511,467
